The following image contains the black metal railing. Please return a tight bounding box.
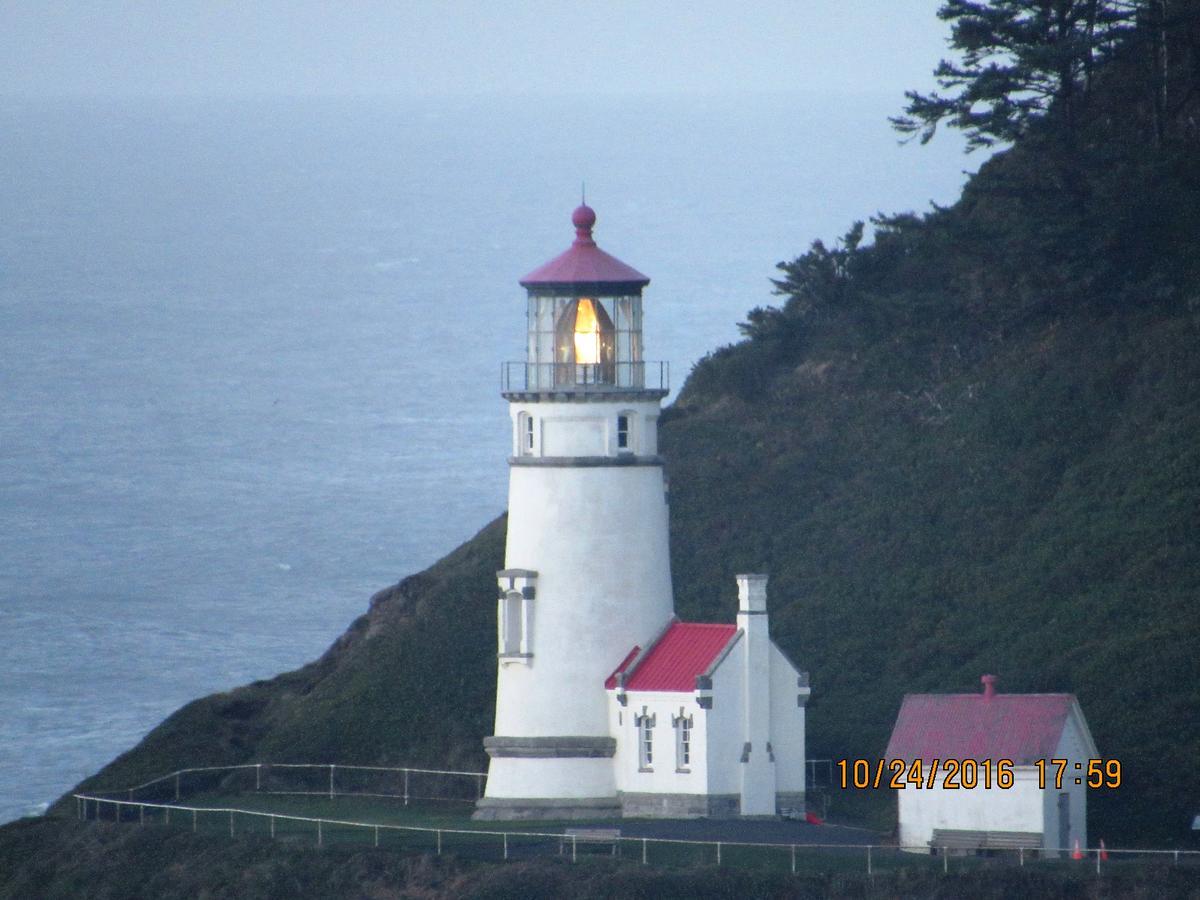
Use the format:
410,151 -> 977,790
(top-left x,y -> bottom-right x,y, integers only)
501,361 -> 668,393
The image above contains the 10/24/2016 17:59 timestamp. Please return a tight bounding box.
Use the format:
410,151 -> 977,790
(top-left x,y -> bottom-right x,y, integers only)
835,758 -> 1122,790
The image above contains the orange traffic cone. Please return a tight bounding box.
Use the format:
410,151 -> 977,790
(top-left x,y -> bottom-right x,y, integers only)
1071,838 -> 1084,860
1100,839 -> 1108,861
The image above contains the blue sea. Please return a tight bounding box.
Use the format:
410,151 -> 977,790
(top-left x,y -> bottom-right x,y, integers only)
0,93 -> 976,823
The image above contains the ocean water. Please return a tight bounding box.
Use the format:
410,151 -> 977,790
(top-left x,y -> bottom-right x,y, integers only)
0,93 -> 976,823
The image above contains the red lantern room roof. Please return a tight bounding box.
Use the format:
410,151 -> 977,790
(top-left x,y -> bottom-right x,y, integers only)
520,204 -> 650,292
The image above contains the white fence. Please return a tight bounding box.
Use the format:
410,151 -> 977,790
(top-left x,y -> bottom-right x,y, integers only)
84,762 -> 486,807
73,763 -> 1200,877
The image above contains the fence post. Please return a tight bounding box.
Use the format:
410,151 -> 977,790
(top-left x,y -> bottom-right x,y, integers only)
329,764 -> 335,800
165,807 -> 170,826
1096,847 -> 1101,876
192,809 -> 197,833
944,849 -> 948,873
791,844 -> 796,874
271,816 -> 275,839
1019,846 -> 1024,867
229,811 -> 234,837
503,833 -> 508,860
572,835 -> 577,863
716,841 -> 721,865
867,845 -> 872,876
139,806 -> 144,826
642,838 -> 647,865
404,769 -> 410,807
318,820 -> 323,847
437,830 -> 442,856
256,764 -> 261,792
375,825 -> 380,849
175,773 -> 180,801
1175,850 -> 1180,865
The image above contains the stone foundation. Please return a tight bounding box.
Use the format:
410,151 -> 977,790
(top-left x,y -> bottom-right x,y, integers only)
619,792 -> 740,818
776,791 -> 806,813
618,791 -> 807,818
472,796 -> 622,821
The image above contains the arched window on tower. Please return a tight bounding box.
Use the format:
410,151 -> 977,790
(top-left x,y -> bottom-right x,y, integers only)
554,298 -> 615,386
517,412 -> 534,455
496,570 -> 536,664
616,412 -> 634,453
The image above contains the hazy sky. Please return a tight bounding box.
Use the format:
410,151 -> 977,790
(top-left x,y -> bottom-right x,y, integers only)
2,1 -> 953,98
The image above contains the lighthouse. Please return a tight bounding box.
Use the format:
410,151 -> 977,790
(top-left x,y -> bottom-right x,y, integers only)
474,203 -> 674,820
475,205 -> 811,821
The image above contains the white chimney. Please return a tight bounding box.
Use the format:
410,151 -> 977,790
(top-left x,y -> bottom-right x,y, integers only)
736,573 -> 776,815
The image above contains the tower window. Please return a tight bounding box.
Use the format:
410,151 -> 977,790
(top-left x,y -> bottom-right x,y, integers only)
524,415 -> 535,454
502,591 -> 524,654
616,414 -> 630,450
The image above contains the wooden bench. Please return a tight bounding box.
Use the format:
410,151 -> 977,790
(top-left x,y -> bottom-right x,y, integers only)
561,827 -> 622,857
931,828 -> 1042,855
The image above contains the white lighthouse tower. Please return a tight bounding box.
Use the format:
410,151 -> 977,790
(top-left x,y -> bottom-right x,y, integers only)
474,204 -> 674,819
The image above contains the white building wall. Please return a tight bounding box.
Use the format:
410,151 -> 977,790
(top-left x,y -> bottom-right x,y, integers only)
769,645 -> 806,795
484,758 -> 624,800
735,575 -> 776,815
492,463 -> 673,739
485,396 -> 673,802
703,637 -> 744,799
1042,712 -> 1093,853
508,398 -> 661,459
897,767 -> 1046,849
610,691 -> 710,796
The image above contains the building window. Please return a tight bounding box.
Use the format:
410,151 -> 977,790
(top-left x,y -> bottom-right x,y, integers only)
636,709 -> 656,770
517,413 -> 534,455
616,414 -> 630,451
501,591 -> 524,654
673,710 -> 693,771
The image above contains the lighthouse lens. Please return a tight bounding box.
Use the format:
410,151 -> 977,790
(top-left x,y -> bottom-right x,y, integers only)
574,298 -> 601,364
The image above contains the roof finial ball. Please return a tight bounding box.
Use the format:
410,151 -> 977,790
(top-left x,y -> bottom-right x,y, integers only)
571,202 -> 597,244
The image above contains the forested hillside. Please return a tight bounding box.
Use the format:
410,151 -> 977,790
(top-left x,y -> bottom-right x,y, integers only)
49,0 -> 1200,848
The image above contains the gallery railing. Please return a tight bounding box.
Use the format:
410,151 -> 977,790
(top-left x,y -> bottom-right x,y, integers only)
500,361 -> 668,393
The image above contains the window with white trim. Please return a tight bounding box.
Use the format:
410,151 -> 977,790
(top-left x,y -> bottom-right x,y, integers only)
673,710 -> 693,771
501,591 -> 524,654
518,413 -> 534,455
616,414 -> 630,451
635,709 -> 655,770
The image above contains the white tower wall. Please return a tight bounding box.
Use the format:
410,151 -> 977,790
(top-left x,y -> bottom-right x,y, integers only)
478,396 -> 674,817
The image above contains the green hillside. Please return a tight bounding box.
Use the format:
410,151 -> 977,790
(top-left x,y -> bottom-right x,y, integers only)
49,0 -> 1200,850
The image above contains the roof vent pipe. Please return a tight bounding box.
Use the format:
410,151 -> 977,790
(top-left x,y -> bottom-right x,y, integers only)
981,674 -> 997,699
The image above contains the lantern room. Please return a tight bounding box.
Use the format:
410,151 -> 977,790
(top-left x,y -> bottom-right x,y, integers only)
512,204 -> 657,392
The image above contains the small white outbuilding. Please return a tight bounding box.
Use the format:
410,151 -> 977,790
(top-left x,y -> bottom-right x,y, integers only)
605,574 -> 810,817
885,675 -> 1098,855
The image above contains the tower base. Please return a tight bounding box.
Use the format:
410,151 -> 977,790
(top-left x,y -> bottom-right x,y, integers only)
472,796 -> 622,821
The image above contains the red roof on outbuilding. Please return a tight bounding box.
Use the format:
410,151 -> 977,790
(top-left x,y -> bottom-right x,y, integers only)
885,692 -> 1077,765
520,204 -> 650,289
608,622 -> 738,693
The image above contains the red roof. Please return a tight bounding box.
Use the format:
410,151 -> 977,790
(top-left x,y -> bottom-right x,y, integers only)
609,622 -> 738,693
520,204 -> 650,289
885,692 -> 1077,765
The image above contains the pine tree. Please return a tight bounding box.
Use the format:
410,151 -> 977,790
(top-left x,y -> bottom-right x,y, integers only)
892,1 -> 1136,150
